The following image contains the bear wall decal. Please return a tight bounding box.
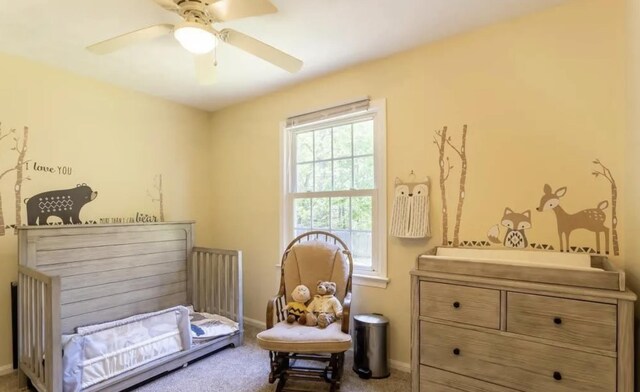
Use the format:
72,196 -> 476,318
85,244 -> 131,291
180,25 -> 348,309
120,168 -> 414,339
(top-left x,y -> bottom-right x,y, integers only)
25,184 -> 98,225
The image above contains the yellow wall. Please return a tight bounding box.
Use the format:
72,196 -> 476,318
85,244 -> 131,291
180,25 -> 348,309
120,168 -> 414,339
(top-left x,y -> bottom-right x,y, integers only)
625,0 -> 640,382
207,0 -> 626,366
0,53 -> 212,367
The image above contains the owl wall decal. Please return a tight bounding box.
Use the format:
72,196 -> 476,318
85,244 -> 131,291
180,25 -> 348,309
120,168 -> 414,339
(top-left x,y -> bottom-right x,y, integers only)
390,179 -> 431,238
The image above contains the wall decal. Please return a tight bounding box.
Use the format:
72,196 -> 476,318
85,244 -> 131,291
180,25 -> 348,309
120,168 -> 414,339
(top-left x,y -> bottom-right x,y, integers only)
592,159 -> 619,256
446,125 -> 469,247
537,184 -> 610,254
447,240 -> 491,247
0,124 -> 31,236
97,213 -> 159,225
433,125 -> 470,246
529,243 -> 555,250
433,127 -> 452,245
147,174 -> 165,222
25,162 -> 73,176
13,126 -> 29,234
390,176 -> 430,238
25,184 -> 98,225
487,208 -> 532,248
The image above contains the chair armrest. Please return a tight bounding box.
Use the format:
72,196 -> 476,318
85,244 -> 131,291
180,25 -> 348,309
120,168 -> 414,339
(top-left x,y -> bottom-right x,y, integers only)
266,294 -> 286,329
341,292 -> 352,334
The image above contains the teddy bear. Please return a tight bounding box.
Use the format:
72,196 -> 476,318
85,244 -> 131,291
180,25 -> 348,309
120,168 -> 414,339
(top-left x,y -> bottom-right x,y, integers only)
305,280 -> 343,328
285,285 -> 311,325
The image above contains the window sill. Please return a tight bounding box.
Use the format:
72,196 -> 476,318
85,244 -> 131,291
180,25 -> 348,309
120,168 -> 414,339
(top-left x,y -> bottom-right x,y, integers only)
353,274 -> 389,289
274,264 -> 389,289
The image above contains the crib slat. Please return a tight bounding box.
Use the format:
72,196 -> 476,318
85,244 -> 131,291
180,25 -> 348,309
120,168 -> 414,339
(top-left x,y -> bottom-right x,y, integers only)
227,256 -> 236,318
227,257 -> 232,319
199,252 -> 206,312
207,252 -> 213,313
36,281 -> 42,380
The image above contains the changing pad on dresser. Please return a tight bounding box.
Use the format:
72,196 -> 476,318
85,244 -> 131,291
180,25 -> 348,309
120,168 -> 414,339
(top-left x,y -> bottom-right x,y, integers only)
419,247 -> 624,291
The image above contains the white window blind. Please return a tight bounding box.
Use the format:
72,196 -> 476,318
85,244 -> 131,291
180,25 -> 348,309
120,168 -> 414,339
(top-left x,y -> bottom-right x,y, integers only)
285,98 -> 370,128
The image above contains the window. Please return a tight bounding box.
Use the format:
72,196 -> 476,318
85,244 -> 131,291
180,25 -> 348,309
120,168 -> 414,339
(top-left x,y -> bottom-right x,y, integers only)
281,99 -> 387,287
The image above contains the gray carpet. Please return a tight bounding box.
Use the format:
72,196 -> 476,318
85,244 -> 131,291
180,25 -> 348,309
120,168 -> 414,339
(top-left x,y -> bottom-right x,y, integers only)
0,325 -> 410,392
133,325 -> 411,392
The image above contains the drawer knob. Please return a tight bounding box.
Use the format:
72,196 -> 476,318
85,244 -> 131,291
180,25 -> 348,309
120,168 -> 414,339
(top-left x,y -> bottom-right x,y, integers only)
453,301 -> 460,309
553,317 -> 562,325
553,371 -> 562,381
453,348 -> 460,356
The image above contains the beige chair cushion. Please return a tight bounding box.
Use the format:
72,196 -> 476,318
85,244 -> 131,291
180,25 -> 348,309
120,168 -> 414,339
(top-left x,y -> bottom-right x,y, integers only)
256,321 -> 352,353
283,240 -> 350,303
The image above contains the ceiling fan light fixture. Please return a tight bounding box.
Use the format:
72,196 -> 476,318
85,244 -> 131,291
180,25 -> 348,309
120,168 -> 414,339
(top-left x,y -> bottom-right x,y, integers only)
174,23 -> 217,54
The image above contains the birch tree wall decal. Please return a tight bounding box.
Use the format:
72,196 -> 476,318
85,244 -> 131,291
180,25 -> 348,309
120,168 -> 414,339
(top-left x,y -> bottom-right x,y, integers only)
147,174 -> 165,222
592,159 -> 619,255
434,126 -> 453,245
446,124 -> 469,247
13,126 -> 30,234
0,123 -> 18,236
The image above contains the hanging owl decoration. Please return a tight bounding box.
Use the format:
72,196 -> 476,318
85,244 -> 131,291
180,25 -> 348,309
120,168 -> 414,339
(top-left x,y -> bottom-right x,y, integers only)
390,178 -> 431,238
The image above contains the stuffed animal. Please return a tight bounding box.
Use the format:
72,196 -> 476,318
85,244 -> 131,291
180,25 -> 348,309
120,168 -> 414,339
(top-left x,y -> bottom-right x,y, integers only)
305,280 -> 343,328
285,285 -> 311,324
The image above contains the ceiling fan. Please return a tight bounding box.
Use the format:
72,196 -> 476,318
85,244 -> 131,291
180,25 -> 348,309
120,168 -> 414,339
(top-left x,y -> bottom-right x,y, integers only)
87,0 -> 303,85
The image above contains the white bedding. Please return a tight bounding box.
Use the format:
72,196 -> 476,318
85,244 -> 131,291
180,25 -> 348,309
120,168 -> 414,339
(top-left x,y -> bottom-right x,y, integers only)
187,306 -> 239,342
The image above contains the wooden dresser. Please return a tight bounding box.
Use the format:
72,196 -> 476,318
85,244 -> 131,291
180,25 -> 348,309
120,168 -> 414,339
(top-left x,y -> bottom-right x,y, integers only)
411,247 -> 636,392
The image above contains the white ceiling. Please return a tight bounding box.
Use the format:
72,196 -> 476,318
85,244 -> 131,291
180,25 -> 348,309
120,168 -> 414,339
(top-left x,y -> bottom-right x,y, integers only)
0,0 -> 569,112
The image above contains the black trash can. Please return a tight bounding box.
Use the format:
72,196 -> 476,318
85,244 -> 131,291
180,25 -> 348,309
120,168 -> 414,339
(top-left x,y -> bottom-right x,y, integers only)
352,313 -> 390,379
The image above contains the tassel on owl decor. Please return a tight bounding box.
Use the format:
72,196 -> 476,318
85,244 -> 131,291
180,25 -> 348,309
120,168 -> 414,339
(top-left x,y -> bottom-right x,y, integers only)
390,177 -> 431,239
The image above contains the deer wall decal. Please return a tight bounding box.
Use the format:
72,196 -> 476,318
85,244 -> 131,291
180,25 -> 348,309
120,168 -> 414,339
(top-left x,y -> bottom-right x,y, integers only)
537,184 -> 609,254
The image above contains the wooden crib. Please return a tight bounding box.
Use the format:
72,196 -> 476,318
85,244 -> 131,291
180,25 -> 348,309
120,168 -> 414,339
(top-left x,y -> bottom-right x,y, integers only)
17,221 -> 243,392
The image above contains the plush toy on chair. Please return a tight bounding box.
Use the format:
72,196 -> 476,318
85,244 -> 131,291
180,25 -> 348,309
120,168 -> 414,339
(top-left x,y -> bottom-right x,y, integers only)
286,285 -> 311,325
306,280 -> 343,328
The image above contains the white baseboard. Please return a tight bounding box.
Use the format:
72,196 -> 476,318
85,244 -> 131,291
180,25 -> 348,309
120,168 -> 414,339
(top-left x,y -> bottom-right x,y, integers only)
243,316 -> 266,330
243,316 -> 411,374
0,364 -> 14,376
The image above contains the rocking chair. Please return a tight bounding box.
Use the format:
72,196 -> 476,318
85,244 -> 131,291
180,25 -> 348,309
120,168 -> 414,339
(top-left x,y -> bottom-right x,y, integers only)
256,231 -> 353,392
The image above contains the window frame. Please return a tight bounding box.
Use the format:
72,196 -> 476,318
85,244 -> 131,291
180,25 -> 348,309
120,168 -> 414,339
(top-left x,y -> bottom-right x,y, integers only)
279,99 -> 388,288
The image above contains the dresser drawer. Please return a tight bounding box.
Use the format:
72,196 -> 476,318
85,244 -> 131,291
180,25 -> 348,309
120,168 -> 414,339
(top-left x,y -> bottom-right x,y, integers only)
420,321 -> 616,392
506,292 -> 617,351
420,281 -> 500,329
420,366 -> 517,392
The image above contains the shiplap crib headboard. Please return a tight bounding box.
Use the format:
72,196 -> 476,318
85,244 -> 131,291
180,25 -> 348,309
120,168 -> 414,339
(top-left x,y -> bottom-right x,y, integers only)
18,222 -> 195,333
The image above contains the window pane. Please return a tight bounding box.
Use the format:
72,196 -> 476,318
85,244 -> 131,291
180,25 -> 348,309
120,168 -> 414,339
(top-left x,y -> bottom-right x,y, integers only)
314,161 -> 332,192
353,156 -> 374,189
353,120 -> 374,156
333,158 -> 352,191
331,197 -> 350,230
312,198 -> 330,229
352,231 -> 372,265
331,230 -> 351,249
332,124 -> 352,159
296,163 -> 313,192
294,198 -> 311,229
314,128 -> 331,160
296,132 -> 313,163
352,196 -> 372,230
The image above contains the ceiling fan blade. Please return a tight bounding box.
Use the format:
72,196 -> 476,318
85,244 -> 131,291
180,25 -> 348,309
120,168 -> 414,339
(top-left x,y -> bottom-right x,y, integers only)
208,0 -> 277,22
195,52 -> 217,85
220,29 -> 302,73
152,0 -> 179,11
87,24 -> 174,54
